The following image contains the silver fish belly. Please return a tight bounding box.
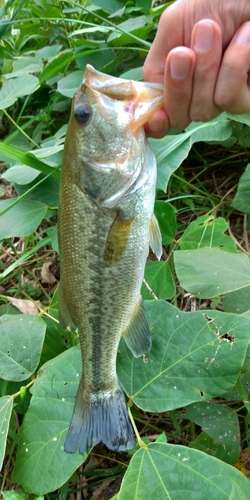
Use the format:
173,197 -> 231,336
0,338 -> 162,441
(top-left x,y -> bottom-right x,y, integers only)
58,65 -> 163,453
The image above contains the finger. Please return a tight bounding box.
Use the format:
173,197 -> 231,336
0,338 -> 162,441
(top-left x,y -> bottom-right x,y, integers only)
215,22 -> 250,113
143,2 -> 184,83
145,108 -> 170,139
163,47 -> 196,130
189,20 -> 223,122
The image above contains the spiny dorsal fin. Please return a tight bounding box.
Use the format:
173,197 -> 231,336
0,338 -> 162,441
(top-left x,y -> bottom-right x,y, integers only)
122,298 -> 151,357
104,213 -> 134,267
149,213 -> 162,260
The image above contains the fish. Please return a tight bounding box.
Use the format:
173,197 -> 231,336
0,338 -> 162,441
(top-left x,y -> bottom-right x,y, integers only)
58,64 -> 163,454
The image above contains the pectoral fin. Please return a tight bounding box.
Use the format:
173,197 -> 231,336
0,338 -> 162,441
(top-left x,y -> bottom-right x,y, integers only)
104,213 -> 134,267
122,298 -> 151,357
149,213 -> 162,260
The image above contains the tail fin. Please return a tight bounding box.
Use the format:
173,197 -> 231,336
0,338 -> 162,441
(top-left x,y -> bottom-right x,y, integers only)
64,381 -> 134,454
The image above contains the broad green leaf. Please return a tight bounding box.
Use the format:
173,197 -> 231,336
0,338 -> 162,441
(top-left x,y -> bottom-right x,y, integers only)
232,163 -> 250,215
15,175 -> 59,207
2,165 -> 40,185
150,114 -> 232,191
142,261 -> 175,300
35,44 -> 62,59
118,443 -> 250,500
0,75 -> 39,109
107,16 -> 148,42
40,318 -> 66,366
155,137 -> 192,191
174,247 -> 250,298
107,16 -> 152,46
0,314 -> 46,381
39,50 -> 74,83
223,286 -> 250,314
13,302 -> 250,493
183,402 -> 240,464
0,396 -> 13,471
12,56 -> 43,72
179,215 -> 237,252
0,199 -> 47,238
227,112 -> 250,126
154,201 -> 176,245
1,490 -> 43,500
118,301 -> 250,412
229,482 -> 250,500
13,348 -> 88,495
120,66 -> 143,80
186,116 -> 232,143
57,70 -> 83,97
93,0 -> 125,13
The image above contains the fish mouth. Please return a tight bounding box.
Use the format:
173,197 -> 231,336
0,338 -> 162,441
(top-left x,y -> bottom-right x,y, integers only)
83,64 -> 163,130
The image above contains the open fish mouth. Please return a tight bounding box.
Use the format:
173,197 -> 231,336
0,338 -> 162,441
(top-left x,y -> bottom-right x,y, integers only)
84,64 -> 164,130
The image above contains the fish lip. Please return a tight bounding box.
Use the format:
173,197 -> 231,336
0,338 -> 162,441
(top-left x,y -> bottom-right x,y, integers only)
80,152 -> 131,171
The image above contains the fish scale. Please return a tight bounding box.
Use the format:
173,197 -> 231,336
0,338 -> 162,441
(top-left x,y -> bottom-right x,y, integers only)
58,65 -> 163,453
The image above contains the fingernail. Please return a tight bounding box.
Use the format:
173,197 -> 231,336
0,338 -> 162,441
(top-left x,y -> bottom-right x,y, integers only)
235,22 -> 250,45
169,54 -> 191,80
194,21 -> 215,53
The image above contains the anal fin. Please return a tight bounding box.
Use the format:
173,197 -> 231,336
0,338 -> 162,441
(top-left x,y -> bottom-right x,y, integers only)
104,212 -> 134,267
122,298 -> 151,357
149,213 -> 162,260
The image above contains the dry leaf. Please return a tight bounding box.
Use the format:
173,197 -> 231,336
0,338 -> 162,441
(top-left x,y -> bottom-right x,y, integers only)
41,261 -> 57,285
7,297 -> 41,315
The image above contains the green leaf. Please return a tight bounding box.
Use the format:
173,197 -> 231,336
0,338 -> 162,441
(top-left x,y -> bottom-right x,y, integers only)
0,199 -> 48,238
0,314 -> 46,381
13,301 -> 250,494
0,395 -> 13,471
57,70 -> 83,98
227,112 -> 250,126
0,75 -> 39,109
154,201 -> 176,245
223,286 -> 250,314
183,402 -> 240,464
0,143 -> 60,178
229,481 -> 250,500
93,0 -> 125,13
150,114 -> 232,191
118,443 -> 250,500
232,163 -> 250,215
13,348 -> 88,495
120,66 -> 143,80
179,215 -> 237,252
141,261 -> 175,300
39,50 -> 74,83
40,318 -> 66,366
118,301 -> 250,412
2,165 -> 40,185
174,247 -> 250,298
16,175 -> 59,207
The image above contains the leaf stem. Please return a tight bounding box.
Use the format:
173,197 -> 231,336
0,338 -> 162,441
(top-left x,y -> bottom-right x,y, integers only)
128,405 -> 147,449
11,379 -> 35,400
3,109 -> 39,148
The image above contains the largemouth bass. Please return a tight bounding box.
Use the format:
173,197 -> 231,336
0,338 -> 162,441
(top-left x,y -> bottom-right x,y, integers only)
58,65 -> 163,454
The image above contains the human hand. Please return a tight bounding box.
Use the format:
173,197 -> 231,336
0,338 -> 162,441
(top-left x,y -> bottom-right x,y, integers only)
143,0 -> 250,137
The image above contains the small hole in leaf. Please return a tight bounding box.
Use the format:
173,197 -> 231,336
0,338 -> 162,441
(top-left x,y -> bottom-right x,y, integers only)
200,390 -> 204,397
220,332 -> 234,343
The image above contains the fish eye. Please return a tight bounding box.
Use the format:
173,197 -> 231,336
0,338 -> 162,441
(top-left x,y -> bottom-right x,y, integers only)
74,103 -> 92,125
